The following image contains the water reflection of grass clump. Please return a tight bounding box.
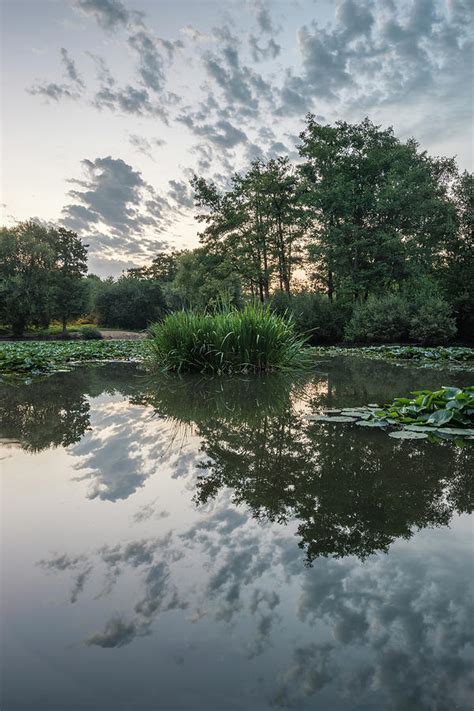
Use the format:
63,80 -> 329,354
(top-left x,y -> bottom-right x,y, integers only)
148,305 -> 312,374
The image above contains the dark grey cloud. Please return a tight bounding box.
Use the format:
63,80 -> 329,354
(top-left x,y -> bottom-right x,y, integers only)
28,47 -> 85,101
275,0 -> 472,126
93,84 -> 168,119
60,48 -> 84,87
128,29 -> 165,93
201,25 -> 275,116
249,35 -> 281,62
73,0 -> 129,31
61,155 -> 171,260
86,616 -> 140,647
27,82 -> 79,101
178,115 -> 247,149
167,179 -> 194,209
252,0 -> 277,35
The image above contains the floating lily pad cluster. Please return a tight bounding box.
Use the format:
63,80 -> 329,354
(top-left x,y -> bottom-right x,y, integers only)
313,345 -> 474,371
0,340 -> 149,382
306,386 -> 474,441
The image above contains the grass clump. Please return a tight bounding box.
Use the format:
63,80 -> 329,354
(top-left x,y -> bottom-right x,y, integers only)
148,304 -> 311,374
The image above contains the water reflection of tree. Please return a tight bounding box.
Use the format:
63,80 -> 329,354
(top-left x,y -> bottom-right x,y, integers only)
139,374 -> 473,563
0,364 -> 143,451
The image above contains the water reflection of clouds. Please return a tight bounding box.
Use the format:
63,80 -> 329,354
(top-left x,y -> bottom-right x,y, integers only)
69,399 -> 201,502
39,502 -> 474,709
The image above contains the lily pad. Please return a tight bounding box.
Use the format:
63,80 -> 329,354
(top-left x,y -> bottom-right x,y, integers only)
388,430 -> 428,440
305,415 -> 357,423
355,420 -> 385,427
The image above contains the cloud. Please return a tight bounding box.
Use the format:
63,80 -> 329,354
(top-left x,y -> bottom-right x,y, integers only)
28,47 -> 85,101
61,156 -> 172,261
60,48 -> 84,87
178,116 -> 247,149
167,179 -> 194,209
249,35 -> 281,62
73,0 -> 130,31
128,29 -> 166,93
128,133 -> 166,159
27,82 -> 79,101
93,84 -> 169,119
86,616 -> 140,647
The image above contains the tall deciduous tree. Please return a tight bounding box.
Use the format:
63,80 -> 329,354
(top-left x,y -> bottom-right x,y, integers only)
0,221 -> 89,335
51,227 -> 88,332
298,116 -> 457,301
0,221 -> 56,335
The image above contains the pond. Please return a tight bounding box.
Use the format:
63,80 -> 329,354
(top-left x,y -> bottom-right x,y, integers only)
1,357 -> 473,711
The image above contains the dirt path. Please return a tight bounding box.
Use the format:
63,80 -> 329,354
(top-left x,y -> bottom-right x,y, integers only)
99,330 -> 147,340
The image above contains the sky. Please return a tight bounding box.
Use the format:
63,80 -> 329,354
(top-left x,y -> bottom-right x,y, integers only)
1,0 -> 472,277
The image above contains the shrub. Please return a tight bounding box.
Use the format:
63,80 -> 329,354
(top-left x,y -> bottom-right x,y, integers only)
345,290 -> 457,345
344,294 -> 410,343
81,326 -> 103,340
148,304 -> 311,374
408,297 -> 457,345
270,290 -> 350,344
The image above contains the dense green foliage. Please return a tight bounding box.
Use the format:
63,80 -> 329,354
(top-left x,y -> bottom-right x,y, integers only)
344,290 -> 456,344
0,340 -> 147,380
148,304 -> 311,374
373,386 -> 474,429
94,275 -> 166,330
0,222 -> 88,335
270,290 -> 349,344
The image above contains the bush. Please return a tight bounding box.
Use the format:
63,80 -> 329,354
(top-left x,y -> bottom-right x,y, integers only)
148,304 -> 312,374
345,291 -> 457,345
345,294 -> 410,343
81,326 -> 103,340
270,290 -> 350,344
408,297 -> 457,345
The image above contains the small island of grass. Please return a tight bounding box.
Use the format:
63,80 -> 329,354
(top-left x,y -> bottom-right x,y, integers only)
147,304 -> 312,374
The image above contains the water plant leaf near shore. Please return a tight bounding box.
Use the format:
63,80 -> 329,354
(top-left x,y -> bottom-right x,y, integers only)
0,340 -> 148,382
306,386 -> 474,442
314,346 -> 474,371
147,305 -> 312,374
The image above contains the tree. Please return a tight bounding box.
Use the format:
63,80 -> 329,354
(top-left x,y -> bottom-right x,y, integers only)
95,274 -> 166,329
166,247 -> 241,310
0,221 -> 89,335
298,116 -> 457,301
192,158 -> 307,301
50,227 -> 89,332
440,171 -> 474,340
0,221 -> 56,335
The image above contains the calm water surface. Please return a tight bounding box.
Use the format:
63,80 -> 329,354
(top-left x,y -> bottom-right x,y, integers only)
1,357 -> 473,711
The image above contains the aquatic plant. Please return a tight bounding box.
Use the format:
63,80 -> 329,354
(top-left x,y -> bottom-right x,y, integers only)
314,345 -> 474,370
0,340 -> 148,381
306,386 -> 474,441
147,304 -> 312,374
373,386 -> 474,428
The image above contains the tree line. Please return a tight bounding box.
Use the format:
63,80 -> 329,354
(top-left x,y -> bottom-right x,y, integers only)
1,116 -> 472,342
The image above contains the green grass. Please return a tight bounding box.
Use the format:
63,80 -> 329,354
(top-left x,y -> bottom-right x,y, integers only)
148,304 -> 312,374
0,340 -> 149,381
